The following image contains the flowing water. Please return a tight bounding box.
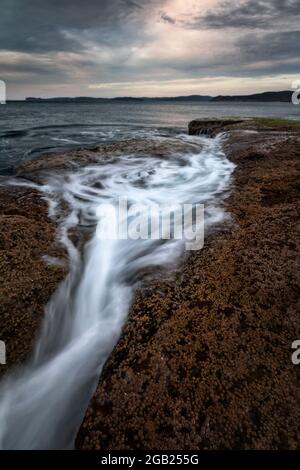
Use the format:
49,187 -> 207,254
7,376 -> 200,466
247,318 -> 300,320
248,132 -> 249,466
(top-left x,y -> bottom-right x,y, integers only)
0,133 -> 235,449
0,100 -> 299,174
1,100 -> 296,449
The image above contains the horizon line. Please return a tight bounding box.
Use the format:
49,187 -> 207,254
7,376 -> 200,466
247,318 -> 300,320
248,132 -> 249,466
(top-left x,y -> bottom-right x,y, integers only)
7,89 -> 292,101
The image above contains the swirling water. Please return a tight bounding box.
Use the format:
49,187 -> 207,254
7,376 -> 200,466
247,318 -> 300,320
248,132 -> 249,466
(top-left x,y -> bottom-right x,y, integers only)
0,100 -> 297,449
0,132 -> 234,449
0,100 -> 299,174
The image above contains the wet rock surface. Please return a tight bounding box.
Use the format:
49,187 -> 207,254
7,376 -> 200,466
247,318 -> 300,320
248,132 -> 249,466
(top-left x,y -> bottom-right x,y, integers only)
77,123 -> 300,450
188,118 -> 245,137
17,137 -> 201,183
0,185 -> 66,375
1,123 -> 300,448
0,137 -> 200,375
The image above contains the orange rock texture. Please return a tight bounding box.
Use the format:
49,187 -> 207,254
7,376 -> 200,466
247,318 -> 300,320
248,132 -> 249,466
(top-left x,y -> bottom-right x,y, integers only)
0,186 -> 65,375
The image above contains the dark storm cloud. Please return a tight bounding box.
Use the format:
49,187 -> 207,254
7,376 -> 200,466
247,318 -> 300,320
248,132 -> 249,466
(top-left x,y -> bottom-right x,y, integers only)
166,0 -> 300,79
0,0 -> 145,53
240,30 -> 300,60
1,0 -> 300,98
160,12 -> 176,25
0,55 -> 95,78
197,0 -> 300,29
125,0 -> 143,9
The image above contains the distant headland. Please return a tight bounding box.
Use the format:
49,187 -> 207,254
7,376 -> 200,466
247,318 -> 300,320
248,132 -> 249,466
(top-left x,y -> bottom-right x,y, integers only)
23,90 -> 293,103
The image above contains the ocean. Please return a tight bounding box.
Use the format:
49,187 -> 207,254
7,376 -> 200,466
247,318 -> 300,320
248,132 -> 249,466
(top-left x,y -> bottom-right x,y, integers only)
0,100 -> 299,448
0,100 -> 299,174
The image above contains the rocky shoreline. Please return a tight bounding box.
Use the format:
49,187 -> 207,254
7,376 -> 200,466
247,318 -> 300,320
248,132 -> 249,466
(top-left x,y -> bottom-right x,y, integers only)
77,119 -> 300,450
0,136 -> 201,375
1,119 -> 300,448
0,185 -> 66,375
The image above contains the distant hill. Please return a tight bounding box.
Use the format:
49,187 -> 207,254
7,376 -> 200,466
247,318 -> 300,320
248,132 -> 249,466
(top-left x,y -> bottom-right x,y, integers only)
24,91 -> 293,103
26,96 -> 109,102
212,91 -> 292,103
25,95 -> 212,103
145,95 -> 212,102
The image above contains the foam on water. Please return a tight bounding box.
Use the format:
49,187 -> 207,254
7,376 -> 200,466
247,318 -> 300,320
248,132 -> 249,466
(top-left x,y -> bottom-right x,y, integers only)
0,134 -> 235,449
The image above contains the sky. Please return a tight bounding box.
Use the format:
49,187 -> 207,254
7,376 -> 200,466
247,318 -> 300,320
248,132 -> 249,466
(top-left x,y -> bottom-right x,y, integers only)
1,0 -> 300,99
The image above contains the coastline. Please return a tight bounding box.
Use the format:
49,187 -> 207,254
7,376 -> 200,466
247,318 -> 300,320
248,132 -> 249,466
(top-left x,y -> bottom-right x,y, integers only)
0,137 -> 203,374
0,119 -> 299,448
77,119 -> 300,449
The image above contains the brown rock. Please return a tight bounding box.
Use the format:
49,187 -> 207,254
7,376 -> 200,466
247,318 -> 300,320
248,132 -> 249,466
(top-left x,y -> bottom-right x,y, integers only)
0,185 -> 65,375
0,137 -> 203,373
188,119 -> 245,137
76,124 -> 300,450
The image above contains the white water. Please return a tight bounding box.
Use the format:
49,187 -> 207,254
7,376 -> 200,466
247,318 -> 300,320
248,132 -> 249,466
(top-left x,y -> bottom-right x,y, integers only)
0,134 -> 234,449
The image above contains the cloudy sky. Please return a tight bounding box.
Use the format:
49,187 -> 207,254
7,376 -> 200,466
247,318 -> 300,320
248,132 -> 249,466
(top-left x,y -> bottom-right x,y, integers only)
1,0 -> 300,99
